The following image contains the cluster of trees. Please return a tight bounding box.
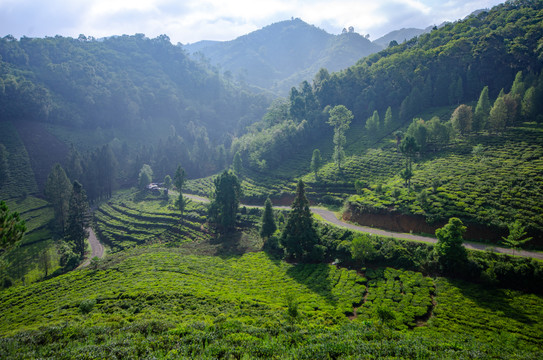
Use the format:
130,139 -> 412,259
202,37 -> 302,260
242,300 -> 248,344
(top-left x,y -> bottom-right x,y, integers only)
44,164 -> 90,268
233,1 -> 543,172
0,34 -> 268,139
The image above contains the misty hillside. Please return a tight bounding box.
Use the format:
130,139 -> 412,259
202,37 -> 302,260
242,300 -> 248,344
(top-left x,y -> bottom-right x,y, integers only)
372,27 -> 428,48
185,18 -> 382,95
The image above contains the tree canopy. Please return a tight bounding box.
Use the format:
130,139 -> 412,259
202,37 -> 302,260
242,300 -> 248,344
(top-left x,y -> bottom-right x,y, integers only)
281,180 -> 319,262
208,171 -> 241,230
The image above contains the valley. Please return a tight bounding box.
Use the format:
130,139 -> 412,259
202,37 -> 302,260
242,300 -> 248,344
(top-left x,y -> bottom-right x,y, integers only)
1,0 -> 543,358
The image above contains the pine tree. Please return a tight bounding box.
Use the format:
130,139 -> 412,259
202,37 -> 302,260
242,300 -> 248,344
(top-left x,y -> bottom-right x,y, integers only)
488,96 -> 507,133
0,201 -> 26,252
473,86 -> 491,132
383,106 -> 393,130
260,197 -> 277,239
174,165 -> 186,216
208,171 -> 241,230
45,164 -> 72,233
65,181 -> 90,259
365,110 -> 380,133
281,180 -> 319,262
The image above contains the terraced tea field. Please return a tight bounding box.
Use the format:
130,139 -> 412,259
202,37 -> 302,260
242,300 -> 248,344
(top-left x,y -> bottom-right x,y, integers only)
94,192 -> 210,252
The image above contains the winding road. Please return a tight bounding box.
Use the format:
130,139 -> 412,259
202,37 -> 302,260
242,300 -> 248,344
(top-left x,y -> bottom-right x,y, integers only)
185,193 -> 543,260
82,193 -> 542,262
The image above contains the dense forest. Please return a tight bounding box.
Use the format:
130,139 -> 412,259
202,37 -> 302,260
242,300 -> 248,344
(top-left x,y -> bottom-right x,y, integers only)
0,33 -> 269,181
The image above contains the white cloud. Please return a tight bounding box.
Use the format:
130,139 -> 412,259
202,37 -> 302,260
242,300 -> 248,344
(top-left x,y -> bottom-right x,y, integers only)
0,0 -> 505,43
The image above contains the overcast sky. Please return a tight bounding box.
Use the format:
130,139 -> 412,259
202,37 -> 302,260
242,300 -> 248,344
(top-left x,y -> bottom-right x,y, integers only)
0,0 -> 505,44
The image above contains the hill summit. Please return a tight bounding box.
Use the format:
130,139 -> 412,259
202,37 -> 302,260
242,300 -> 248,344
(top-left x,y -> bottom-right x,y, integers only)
185,18 -> 382,95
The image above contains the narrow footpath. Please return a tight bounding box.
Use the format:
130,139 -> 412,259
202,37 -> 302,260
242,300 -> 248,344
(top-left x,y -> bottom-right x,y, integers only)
79,228 -> 105,268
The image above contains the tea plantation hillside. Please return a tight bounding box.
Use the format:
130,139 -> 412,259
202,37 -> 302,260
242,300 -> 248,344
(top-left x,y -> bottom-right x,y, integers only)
1,245 -> 542,358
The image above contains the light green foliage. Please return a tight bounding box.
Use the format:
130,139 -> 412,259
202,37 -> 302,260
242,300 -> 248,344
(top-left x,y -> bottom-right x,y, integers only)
233,151 -> 243,176
501,220 -> 532,255
473,86 -> 490,132
328,105 -> 353,171
310,149 -> 322,180
450,104 -> 472,135
351,235 -> 376,264
138,164 -> 153,189
163,175 -> 172,189
365,110 -> 380,133
383,106 -> 393,130
406,118 -> 428,151
489,96 -> 507,132
521,86 -> 537,120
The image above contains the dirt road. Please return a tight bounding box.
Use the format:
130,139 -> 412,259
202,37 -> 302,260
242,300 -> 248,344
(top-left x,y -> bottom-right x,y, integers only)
185,193 -> 543,260
79,228 -> 105,268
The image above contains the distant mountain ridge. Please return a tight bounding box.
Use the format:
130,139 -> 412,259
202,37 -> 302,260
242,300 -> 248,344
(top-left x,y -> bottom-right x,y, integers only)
185,18 -> 383,95
372,27 -> 429,48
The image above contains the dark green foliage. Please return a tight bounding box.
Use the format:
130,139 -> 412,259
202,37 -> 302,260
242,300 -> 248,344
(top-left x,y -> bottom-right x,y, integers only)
0,201 -> 26,252
64,181 -> 90,259
260,198 -> 276,239
399,135 -> 419,189
208,171 -> 241,230
174,165 -> 186,216
434,218 -> 468,274
0,144 -> 9,187
44,163 -> 72,232
281,180 -> 319,262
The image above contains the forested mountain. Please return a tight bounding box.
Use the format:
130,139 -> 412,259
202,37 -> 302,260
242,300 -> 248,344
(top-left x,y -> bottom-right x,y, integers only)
0,34 -> 270,188
230,0 -> 543,241
185,18 -> 382,95
234,0 -> 543,172
0,34 -> 268,140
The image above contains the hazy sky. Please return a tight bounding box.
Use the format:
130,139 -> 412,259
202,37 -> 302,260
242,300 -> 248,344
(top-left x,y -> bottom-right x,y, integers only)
0,0 -> 505,44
